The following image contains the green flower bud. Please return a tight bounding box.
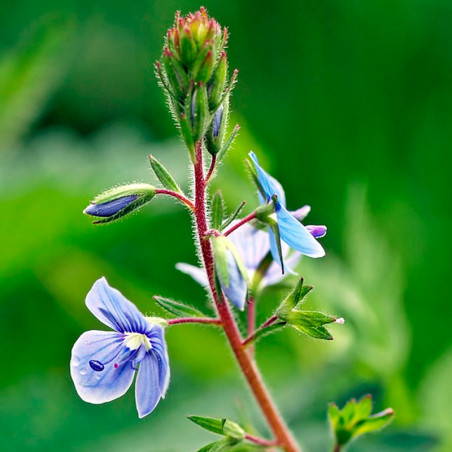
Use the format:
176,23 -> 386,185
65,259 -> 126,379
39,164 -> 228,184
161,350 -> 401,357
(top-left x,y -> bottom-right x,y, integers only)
83,183 -> 156,224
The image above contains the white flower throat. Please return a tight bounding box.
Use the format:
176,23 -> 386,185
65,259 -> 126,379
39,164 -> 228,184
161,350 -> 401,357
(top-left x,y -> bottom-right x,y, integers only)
123,332 -> 152,351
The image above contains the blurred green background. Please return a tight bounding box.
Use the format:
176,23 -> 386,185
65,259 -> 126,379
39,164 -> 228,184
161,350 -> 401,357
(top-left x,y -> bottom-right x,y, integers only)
1,0 -> 451,451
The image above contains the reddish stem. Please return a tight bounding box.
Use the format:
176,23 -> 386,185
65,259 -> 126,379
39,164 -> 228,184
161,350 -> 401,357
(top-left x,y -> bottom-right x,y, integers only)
333,445 -> 341,452
242,315 -> 279,347
223,211 -> 257,236
167,317 -> 222,326
245,433 -> 281,447
155,188 -> 195,210
192,142 -> 300,452
205,154 -> 217,183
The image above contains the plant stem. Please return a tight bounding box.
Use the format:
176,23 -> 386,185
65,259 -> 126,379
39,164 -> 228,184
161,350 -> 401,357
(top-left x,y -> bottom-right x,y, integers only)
167,317 -> 222,326
155,188 -> 195,210
223,211 -> 257,236
245,433 -> 281,447
333,444 -> 341,452
243,315 -> 279,347
205,154 -> 217,183
192,141 -> 301,452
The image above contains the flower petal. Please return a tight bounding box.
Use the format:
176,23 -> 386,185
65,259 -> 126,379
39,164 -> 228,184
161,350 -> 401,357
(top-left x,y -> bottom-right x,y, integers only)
135,352 -> 163,418
147,325 -> 170,395
218,249 -> 248,310
249,152 -> 286,205
175,263 -> 209,287
86,277 -> 150,333
306,225 -> 327,238
70,330 -> 135,404
228,222 -> 269,271
277,206 -> 325,258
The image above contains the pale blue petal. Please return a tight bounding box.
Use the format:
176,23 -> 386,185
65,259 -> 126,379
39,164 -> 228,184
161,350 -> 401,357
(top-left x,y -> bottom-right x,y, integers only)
249,152 -> 286,205
86,277 -> 149,334
135,352 -> 162,418
277,206 -> 325,258
70,330 -> 135,404
291,205 -> 311,221
218,249 -> 247,310
175,263 -> 209,287
264,251 -> 302,286
147,325 -> 170,395
228,222 -> 269,271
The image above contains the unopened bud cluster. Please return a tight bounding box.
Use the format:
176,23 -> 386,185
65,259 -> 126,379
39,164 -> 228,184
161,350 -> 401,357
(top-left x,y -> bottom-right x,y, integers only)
157,7 -> 236,160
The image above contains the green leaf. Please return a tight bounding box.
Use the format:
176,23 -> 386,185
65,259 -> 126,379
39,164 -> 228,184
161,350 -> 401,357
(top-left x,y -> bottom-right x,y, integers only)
211,191 -> 225,230
286,310 -> 336,340
153,296 -> 206,318
189,415 -> 245,440
244,322 -> 286,346
276,278 -> 313,317
217,124 -> 240,161
221,201 -> 246,231
148,155 -> 183,194
197,437 -> 243,452
329,395 -> 395,448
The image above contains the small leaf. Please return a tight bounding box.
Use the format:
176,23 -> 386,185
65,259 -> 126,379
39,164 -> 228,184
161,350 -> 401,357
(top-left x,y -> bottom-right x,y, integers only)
197,437 -> 242,452
217,123 -> 240,161
353,408 -> 395,437
189,415 -> 245,440
276,278 -> 313,317
148,155 -> 183,194
285,310 -> 337,340
221,201 -> 246,231
329,395 -> 395,449
211,191 -> 225,230
153,296 -> 206,318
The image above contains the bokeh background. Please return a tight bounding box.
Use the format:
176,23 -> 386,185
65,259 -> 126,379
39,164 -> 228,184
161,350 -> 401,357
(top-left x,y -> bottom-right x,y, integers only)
1,0 -> 451,451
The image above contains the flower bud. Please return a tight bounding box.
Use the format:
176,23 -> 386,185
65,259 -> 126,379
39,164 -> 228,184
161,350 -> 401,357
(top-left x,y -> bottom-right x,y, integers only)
208,51 -> 227,110
84,183 -> 156,224
205,101 -> 229,156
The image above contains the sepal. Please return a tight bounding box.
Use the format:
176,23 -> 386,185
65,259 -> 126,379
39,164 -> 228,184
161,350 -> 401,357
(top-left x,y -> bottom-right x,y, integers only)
211,191 -> 225,230
329,395 -> 394,449
148,155 -> 183,194
153,296 -> 207,318
83,183 -> 156,224
211,235 -> 248,310
275,278 -> 313,317
188,415 -> 245,440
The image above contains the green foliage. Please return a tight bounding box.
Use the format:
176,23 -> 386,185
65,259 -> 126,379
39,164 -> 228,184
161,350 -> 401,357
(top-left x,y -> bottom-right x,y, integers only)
148,155 -> 184,194
153,296 -> 207,318
211,191 -> 225,230
329,395 -> 394,449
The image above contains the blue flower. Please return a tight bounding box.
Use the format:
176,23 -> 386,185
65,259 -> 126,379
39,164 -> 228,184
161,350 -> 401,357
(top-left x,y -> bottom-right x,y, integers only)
70,277 -> 170,418
248,151 -> 326,269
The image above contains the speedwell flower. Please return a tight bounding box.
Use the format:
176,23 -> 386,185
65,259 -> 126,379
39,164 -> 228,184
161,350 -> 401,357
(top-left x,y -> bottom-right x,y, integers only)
70,277 -> 170,418
248,151 -> 326,270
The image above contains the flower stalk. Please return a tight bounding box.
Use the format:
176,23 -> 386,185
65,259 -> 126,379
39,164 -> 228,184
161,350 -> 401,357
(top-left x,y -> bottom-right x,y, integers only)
192,142 -> 301,452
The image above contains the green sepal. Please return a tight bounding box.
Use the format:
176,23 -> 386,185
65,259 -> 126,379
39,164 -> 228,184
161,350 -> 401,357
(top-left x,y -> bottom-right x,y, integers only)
206,98 -> 229,156
275,278 -> 313,317
179,112 -> 196,162
148,155 -> 183,195
245,158 -> 267,201
208,51 -> 228,111
211,191 -> 225,230
179,26 -> 197,67
284,310 -> 337,340
162,50 -> 188,101
192,42 -> 215,83
329,395 -> 395,448
196,437 -> 242,452
153,296 -> 206,318
215,124 -> 238,162
192,82 -> 209,141
188,416 -> 245,440
212,236 -> 230,287
84,183 -> 156,224
254,202 -> 276,224
220,201 -> 246,231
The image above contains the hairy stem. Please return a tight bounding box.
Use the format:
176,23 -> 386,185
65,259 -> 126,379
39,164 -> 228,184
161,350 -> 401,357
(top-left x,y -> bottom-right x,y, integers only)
155,188 -> 195,210
223,211 -> 257,236
243,315 -> 279,347
167,317 -> 221,326
245,433 -> 281,447
333,444 -> 341,452
247,296 -> 256,357
192,141 -> 301,452
205,154 -> 217,183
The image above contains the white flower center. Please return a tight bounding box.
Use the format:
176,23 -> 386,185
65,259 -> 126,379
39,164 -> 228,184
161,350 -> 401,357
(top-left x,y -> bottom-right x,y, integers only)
123,332 -> 152,351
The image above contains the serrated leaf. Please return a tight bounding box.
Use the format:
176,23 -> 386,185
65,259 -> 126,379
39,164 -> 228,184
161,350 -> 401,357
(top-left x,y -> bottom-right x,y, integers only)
148,155 -> 184,194
153,296 -> 206,318
221,201 -> 246,231
211,191 -> 225,230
